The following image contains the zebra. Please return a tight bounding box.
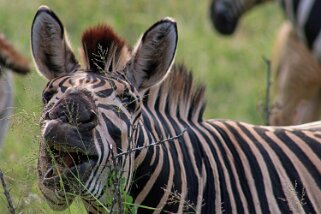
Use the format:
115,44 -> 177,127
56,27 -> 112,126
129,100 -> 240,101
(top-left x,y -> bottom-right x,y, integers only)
209,0 -> 273,35
209,0 -> 321,125
32,5 -> 321,213
209,0 -> 321,64
0,33 -> 30,147
269,21 -> 321,126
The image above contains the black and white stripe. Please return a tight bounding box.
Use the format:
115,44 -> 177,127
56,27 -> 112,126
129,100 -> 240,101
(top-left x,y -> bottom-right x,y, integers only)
281,0 -> 321,64
39,65 -> 321,213
210,0 -> 321,64
126,68 -> 321,212
32,6 -> 321,213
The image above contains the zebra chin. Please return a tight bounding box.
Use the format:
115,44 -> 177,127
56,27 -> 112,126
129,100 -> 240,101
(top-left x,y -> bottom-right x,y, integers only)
42,158 -> 96,194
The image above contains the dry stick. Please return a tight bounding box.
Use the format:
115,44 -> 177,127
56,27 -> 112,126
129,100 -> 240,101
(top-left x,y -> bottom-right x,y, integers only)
263,57 -> 272,126
115,129 -> 187,159
113,124 -> 140,213
108,124 -> 138,213
109,150 -> 123,213
0,169 -> 15,214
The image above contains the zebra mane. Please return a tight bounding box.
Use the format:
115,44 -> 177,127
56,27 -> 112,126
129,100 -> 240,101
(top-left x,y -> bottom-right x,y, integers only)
144,64 -> 207,122
81,24 -> 130,73
81,25 -> 206,121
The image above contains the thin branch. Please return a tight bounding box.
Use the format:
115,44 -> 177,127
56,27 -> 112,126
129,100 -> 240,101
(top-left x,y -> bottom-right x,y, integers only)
0,169 -> 15,214
114,129 -> 187,159
109,123 -> 141,213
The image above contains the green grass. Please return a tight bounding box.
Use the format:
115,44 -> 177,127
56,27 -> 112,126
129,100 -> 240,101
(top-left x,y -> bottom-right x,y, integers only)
0,0 -> 283,213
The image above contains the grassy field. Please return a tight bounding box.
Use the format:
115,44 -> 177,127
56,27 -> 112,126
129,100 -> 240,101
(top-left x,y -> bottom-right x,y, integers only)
0,0 -> 283,213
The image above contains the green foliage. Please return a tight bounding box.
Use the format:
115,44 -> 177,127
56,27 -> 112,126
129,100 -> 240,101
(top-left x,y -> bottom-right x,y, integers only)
0,0 -> 283,213
105,170 -> 138,213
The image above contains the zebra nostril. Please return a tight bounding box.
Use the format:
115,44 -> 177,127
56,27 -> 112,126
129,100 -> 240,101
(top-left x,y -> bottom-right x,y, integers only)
44,91 -> 97,128
80,110 -> 97,124
45,107 -> 70,124
90,111 -> 97,122
45,111 -> 50,120
45,109 -> 97,130
76,110 -> 97,131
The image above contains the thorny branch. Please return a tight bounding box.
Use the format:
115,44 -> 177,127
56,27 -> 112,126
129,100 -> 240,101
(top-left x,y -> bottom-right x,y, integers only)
115,128 -> 187,159
0,169 -> 15,214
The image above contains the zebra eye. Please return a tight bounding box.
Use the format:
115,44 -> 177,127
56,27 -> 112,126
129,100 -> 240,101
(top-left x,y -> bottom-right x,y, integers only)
42,90 -> 56,104
120,94 -> 137,113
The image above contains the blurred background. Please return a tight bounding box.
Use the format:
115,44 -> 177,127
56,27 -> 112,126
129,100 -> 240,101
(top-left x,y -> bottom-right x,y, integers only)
0,0 -> 282,213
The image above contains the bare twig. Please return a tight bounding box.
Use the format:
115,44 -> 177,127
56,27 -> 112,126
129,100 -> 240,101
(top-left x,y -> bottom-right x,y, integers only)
114,129 -> 187,159
263,57 -> 271,125
0,169 -> 15,214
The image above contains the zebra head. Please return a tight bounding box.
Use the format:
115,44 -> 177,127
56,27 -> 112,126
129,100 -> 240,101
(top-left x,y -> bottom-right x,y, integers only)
31,6 -> 177,211
209,0 -> 271,35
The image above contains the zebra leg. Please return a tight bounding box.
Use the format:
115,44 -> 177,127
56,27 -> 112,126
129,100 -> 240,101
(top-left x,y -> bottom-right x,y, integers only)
0,70 -> 12,148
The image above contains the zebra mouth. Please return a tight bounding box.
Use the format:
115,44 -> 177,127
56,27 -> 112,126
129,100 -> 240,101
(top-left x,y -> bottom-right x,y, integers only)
40,117 -> 99,192
42,146 -> 98,192
45,148 -> 98,177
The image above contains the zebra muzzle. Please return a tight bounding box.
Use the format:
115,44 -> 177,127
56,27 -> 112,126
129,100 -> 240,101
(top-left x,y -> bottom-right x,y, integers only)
43,119 -> 97,155
40,118 -> 99,192
210,0 -> 239,35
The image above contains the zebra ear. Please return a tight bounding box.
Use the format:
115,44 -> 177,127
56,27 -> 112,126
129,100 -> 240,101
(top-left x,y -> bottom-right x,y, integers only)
31,5 -> 79,80
127,18 -> 177,91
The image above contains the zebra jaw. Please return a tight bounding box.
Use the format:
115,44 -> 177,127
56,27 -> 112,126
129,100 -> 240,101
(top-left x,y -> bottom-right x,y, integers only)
42,145 -> 98,192
41,120 -> 99,192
